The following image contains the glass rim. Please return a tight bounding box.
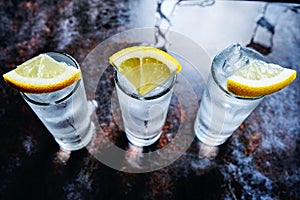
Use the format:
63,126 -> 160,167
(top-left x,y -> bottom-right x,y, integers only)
211,44 -> 266,101
114,69 -> 176,101
20,52 -> 81,106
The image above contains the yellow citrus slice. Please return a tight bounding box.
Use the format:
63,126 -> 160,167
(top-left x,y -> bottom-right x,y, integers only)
109,46 -> 182,96
227,60 -> 296,97
3,54 -> 81,93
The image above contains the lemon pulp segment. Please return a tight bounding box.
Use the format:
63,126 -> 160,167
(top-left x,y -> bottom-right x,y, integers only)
3,54 -> 81,93
110,46 -> 181,96
227,61 -> 296,97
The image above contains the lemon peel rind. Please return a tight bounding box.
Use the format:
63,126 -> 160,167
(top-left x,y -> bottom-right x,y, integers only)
3,70 -> 81,94
109,46 -> 182,74
109,46 -> 182,96
227,69 -> 296,97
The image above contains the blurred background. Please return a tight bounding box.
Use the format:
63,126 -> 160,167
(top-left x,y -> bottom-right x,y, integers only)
0,0 -> 299,199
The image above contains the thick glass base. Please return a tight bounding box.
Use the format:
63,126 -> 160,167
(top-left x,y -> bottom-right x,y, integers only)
56,122 -> 95,151
125,129 -> 162,147
194,119 -> 230,146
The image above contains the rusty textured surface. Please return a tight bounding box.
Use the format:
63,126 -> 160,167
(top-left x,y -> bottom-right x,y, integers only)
0,0 -> 299,199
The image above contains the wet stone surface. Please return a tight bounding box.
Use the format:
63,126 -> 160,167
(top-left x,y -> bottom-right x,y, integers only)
0,0 -> 300,199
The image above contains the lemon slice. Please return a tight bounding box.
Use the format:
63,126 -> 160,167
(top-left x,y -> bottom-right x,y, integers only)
3,54 -> 81,93
227,60 -> 296,97
109,46 -> 182,96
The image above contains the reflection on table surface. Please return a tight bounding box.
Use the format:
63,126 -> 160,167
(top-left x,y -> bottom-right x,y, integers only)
1,0 -> 299,199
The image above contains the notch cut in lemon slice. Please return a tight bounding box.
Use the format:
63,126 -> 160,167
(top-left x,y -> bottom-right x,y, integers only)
3,54 -> 81,93
227,60 -> 296,97
109,46 -> 182,96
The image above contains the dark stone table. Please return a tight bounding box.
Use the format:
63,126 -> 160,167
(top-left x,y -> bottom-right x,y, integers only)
1,0 -> 299,199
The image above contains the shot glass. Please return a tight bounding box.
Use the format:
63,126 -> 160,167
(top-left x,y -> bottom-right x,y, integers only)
194,44 -> 266,146
21,52 -> 94,151
114,70 -> 176,147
